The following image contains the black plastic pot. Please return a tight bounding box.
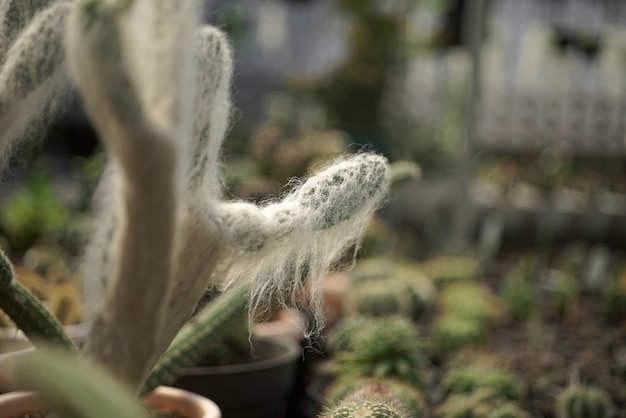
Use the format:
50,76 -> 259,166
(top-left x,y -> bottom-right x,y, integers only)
172,336 -> 302,418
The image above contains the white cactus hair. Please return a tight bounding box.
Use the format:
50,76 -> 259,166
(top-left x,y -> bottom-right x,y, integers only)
0,0 -> 71,171
216,152 -> 390,336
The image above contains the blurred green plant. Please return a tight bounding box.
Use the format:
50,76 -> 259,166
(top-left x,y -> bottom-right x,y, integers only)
0,171 -> 69,253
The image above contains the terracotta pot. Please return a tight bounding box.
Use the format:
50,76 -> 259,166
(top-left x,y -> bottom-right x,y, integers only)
0,386 -> 221,418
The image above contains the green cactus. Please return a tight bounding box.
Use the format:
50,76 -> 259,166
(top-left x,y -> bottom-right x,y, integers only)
430,314 -> 487,355
420,256 -> 480,287
441,363 -> 521,401
320,385 -> 409,418
327,316 -> 425,387
0,249 -> 74,349
440,282 -> 501,323
327,315 -> 378,353
556,384 -> 612,418
0,172 -> 70,253
346,258 -> 436,321
345,280 -> 404,318
500,255 -> 536,321
325,377 -> 425,417
436,389 -> 528,418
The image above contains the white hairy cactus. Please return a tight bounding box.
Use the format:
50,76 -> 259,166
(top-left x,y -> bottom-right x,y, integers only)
0,1 -> 70,170
0,0 -> 390,394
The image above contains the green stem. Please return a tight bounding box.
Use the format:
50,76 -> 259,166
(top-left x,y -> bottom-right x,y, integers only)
141,282 -> 248,395
0,250 -> 75,350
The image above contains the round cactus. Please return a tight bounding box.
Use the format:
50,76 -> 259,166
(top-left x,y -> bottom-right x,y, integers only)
320,387 -> 409,418
556,385 -> 612,418
440,282 -> 501,323
325,377 -> 425,417
327,315 -> 377,353
328,316 -> 425,387
441,363 -> 521,401
350,257 -> 396,284
345,259 -> 437,321
430,314 -> 486,355
420,256 -> 480,287
345,280 -> 403,318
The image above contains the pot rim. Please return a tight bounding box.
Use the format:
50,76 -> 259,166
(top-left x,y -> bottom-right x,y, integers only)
0,386 -> 221,418
181,336 -> 301,376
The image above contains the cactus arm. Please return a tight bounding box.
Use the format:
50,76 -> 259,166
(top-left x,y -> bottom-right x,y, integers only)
0,2 -> 70,170
218,153 -> 390,333
0,0 -> 58,64
3,346 -> 151,418
141,282 -> 248,395
0,250 -> 74,350
66,0 -> 197,391
155,26 -> 233,356
186,26 -> 233,197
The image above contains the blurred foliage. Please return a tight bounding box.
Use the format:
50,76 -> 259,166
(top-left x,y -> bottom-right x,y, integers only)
0,171 -> 70,254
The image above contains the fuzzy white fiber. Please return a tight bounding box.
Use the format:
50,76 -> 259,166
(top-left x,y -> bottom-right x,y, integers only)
0,2 -> 70,171
216,153 -> 390,336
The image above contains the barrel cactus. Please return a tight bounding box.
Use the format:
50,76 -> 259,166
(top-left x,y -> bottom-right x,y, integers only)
325,377 -> 425,417
320,386 -> 409,418
345,258 -> 437,321
556,384 -> 612,418
327,315 -> 425,387
420,256 -> 480,288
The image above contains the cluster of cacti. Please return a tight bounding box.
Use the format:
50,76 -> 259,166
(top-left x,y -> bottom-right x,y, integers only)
326,315 -> 426,388
345,258 -> 437,322
555,384 -> 612,418
419,256 -> 480,288
0,0 -> 391,415
436,358 -> 527,418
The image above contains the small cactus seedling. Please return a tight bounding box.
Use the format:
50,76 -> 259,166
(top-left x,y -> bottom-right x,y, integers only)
556,384 -> 612,418
325,377 -> 425,417
327,316 -> 425,387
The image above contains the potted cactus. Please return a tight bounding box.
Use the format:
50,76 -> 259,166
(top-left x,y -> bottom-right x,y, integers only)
0,0 -> 391,417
